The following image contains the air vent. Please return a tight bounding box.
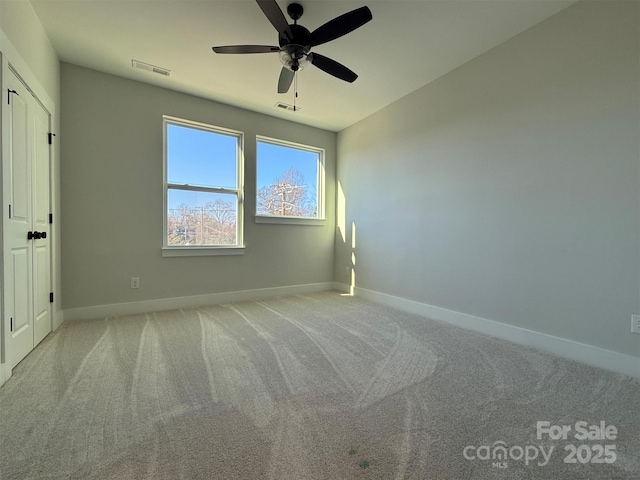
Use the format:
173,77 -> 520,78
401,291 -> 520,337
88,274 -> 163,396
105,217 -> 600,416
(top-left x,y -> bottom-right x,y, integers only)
132,60 -> 171,77
274,102 -> 300,112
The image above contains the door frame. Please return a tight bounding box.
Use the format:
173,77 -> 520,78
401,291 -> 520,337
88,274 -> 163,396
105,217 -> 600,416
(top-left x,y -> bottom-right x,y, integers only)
0,30 -> 58,387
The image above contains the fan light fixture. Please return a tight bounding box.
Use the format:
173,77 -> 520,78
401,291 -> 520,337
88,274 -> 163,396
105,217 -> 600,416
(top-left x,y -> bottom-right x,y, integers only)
279,45 -> 311,72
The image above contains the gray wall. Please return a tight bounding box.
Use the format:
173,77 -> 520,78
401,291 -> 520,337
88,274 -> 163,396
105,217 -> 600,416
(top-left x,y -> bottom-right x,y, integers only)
335,1 -> 640,358
61,64 -> 336,309
0,1 -> 60,98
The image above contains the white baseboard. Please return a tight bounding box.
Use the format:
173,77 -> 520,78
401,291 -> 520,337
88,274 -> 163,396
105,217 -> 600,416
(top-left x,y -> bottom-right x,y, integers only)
53,310 -> 64,331
0,363 -> 9,389
63,282 -> 336,321
339,283 -> 640,380
333,282 -> 351,294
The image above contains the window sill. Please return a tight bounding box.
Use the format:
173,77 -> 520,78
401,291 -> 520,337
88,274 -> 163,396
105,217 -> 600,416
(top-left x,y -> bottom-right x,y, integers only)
255,216 -> 326,226
162,246 -> 245,257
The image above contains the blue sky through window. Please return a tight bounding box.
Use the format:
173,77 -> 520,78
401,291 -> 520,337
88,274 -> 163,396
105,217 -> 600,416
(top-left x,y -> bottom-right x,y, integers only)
256,140 -> 318,190
167,124 -> 320,210
167,124 -> 236,186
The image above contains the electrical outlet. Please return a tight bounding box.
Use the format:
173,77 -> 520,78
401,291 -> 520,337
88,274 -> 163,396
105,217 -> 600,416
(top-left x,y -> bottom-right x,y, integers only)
130,277 -> 140,289
632,315 -> 640,334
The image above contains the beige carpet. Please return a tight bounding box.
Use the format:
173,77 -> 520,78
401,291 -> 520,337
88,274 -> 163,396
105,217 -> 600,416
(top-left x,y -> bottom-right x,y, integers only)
1,291 -> 638,479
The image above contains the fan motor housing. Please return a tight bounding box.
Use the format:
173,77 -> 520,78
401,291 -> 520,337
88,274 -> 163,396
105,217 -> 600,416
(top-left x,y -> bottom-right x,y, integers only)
279,24 -> 311,48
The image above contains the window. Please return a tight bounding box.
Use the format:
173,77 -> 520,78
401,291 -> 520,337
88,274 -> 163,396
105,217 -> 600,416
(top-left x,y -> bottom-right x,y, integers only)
163,116 -> 243,256
256,136 -> 324,225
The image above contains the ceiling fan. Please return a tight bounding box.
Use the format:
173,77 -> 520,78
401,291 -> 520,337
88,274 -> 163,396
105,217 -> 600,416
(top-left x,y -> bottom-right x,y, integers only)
212,0 -> 372,94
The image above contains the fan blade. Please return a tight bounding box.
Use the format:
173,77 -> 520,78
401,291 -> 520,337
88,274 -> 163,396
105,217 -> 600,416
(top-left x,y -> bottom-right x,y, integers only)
278,67 -> 295,93
212,45 -> 280,54
309,6 -> 372,47
310,53 -> 358,83
256,0 -> 293,41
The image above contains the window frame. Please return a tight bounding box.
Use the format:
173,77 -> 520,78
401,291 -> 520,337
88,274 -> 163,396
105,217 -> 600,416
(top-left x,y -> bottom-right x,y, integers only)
162,115 -> 244,257
255,135 -> 325,225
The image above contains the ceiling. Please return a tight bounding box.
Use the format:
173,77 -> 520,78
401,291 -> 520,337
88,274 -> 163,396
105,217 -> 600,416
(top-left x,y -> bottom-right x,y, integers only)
30,0 -> 575,132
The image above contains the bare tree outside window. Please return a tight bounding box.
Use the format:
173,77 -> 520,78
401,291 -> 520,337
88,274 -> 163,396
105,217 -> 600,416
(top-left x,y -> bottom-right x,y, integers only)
256,138 -> 323,221
257,167 -> 316,217
167,199 -> 236,245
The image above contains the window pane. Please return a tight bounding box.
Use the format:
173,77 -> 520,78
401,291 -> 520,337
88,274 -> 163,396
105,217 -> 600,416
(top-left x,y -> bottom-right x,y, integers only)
167,123 -> 237,188
256,141 -> 320,217
167,189 -> 237,246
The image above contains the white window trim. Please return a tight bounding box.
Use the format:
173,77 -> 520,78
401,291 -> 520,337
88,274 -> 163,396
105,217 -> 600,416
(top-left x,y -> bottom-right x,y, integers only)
255,135 -> 325,223
254,216 -> 325,226
163,116 -> 244,255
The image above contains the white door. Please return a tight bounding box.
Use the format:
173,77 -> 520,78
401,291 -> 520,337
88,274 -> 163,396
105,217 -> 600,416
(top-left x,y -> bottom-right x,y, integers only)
31,96 -> 51,348
4,67 -> 52,367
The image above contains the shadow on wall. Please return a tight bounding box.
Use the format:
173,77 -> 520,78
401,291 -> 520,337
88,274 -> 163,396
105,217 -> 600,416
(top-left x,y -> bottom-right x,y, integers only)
337,181 -> 357,295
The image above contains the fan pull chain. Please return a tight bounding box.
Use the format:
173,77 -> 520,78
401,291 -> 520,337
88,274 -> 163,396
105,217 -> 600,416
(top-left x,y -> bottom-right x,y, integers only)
293,72 -> 298,112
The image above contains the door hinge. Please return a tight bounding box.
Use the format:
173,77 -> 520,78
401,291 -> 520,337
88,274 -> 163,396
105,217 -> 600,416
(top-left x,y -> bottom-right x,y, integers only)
48,133 -> 56,145
49,213 -> 53,224
7,89 -> 18,104
8,204 -> 11,219
10,317 -> 13,332
50,292 -> 54,303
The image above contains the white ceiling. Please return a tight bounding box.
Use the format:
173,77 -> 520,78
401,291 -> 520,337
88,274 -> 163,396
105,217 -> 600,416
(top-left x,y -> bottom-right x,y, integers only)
30,0 -> 575,132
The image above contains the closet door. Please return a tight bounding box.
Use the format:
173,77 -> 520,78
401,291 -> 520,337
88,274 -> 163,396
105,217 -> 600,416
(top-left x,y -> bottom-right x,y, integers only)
4,68 -> 52,367
31,96 -> 51,347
